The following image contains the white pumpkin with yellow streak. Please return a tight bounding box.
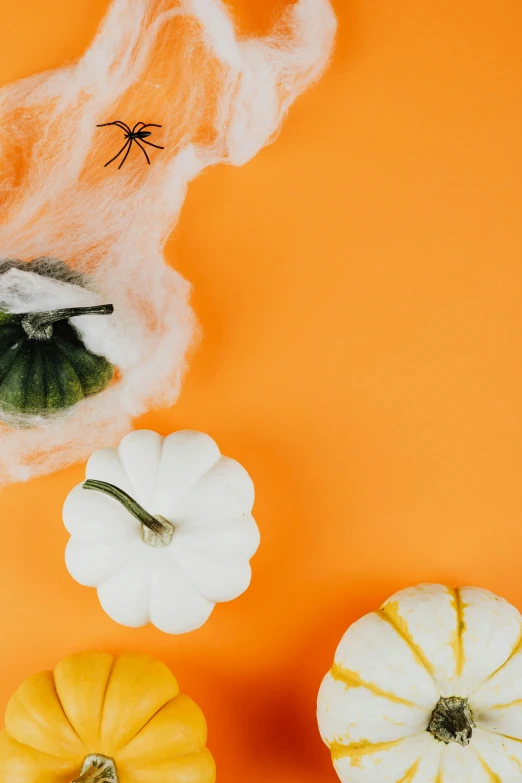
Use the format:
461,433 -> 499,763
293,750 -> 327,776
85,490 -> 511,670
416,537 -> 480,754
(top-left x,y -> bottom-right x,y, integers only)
317,583 -> 522,782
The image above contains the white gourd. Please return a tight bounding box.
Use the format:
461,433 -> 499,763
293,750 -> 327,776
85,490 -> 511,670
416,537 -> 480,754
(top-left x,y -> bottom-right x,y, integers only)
63,429 -> 260,634
317,583 -> 522,783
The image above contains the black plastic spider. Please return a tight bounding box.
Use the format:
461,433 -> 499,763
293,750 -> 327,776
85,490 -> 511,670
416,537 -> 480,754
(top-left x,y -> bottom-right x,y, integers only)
96,121 -> 164,169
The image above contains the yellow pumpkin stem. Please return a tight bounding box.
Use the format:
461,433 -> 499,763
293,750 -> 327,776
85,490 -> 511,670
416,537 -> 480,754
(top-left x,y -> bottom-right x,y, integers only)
71,755 -> 118,783
71,769 -> 109,783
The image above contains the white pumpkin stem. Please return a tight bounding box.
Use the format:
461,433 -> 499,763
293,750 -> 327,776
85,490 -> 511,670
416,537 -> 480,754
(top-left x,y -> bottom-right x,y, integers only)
21,304 -> 114,340
71,755 -> 118,783
83,479 -> 174,546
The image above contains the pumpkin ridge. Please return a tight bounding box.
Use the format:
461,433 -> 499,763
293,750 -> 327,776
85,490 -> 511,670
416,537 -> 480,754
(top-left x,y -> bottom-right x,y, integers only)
169,531 -> 258,565
50,669 -> 85,752
97,544 -> 146,586
489,697 -> 522,710
448,587 -> 466,677
435,743 -> 447,783
55,654 -> 117,752
330,663 -> 420,709
124,744 -> 210,761
489,730 -> 522,745
0,342 -> 30,392
98,656 -> 116,746
42,344 -> 65,410
99,655 -> 177,752
53,334 -> 112,398
159,448 -> 222,507
152,435 -> 166,509
154,745 -> 209,762
472,625 -> 522,696
118,693 -> 208,762
51,345 -> 85,407
96,550 -> 149,592
157,455 -> 252,521
328,736 -> 406,762
377,606 -> 436,683
21,346 -> 36,412
53,334 -> 90,387
47,345 -> 68,411
395,758 -> 421,783
25,344 -> 47,413
6,670 -> 84,758
119,746 -> 212,770
165,544 -> 251,603
475,751 -> 504,782
3,730 -> 76,762
0,335 -> 24,386
115,699 -> 166,750
116,748 -> 215,779
0,344 -> 34,412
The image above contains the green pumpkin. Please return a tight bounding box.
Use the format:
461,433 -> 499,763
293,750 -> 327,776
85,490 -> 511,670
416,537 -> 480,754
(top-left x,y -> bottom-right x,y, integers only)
0,304 -> 115,417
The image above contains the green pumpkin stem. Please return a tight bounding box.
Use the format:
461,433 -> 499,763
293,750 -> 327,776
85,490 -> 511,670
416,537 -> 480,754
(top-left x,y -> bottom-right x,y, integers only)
71,755 -> 118,783
21,304 -> 114,340
83,479 -> 174,545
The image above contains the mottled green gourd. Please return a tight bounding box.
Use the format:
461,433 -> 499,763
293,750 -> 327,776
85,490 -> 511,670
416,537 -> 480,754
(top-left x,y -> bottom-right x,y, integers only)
0,304 -> 115,416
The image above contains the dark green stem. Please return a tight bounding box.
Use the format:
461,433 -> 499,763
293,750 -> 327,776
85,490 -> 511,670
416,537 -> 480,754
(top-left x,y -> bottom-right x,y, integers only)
83,479 -> 167,535
21,304 -> 114,340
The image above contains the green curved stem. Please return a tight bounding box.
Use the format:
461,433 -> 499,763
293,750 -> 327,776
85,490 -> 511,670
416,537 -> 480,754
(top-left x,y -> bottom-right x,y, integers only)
83,479 -> 167,535
21,304 -> 114,340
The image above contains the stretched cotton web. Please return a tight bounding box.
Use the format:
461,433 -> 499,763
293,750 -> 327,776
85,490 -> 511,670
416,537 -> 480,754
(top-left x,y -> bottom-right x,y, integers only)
0,0 -> 336,484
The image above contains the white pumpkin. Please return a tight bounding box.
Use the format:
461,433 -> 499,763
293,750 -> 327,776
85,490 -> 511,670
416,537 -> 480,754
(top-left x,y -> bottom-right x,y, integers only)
317,583 -> 522,783
63,429 -> 260,634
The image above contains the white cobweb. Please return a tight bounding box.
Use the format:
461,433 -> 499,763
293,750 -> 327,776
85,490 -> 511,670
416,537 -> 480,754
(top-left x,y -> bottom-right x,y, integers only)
0,0 -> 337,484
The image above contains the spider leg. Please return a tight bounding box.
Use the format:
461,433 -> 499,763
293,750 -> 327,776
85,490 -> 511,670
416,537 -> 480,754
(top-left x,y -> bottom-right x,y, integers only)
132,122 -> 146,133
134,139 -> 151,165
117,139 -> 135,169
137,123 -> 162,130
140,139 -> 165,150
98,121 -> 132,134
111,121 -> 133,135
104,139 -> 131,167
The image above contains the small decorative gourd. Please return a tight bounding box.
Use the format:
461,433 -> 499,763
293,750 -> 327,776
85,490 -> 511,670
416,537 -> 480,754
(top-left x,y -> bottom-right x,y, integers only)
0,650 -> 215,783
0,258 -> 115,421
0,304 -> 114,416
63,429 -> 260,634
318,583 -> 522,782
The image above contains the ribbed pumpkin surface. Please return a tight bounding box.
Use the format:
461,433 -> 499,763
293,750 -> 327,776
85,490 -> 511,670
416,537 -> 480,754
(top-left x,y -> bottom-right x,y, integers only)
0,312 -> 114,415
0,651 -> 216,783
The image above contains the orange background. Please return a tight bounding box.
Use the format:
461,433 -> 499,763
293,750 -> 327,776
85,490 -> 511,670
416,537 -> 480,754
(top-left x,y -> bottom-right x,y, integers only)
1,1 -> 522,781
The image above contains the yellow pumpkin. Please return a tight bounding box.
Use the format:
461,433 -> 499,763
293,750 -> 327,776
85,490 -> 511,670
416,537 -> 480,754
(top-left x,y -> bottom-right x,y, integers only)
0,651 -> 215,783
